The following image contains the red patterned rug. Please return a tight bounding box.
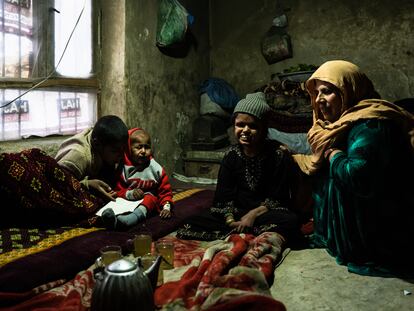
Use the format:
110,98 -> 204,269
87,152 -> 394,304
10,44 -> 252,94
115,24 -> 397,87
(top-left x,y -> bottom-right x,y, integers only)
154,233 -> 286,311
1,232 -> 287,311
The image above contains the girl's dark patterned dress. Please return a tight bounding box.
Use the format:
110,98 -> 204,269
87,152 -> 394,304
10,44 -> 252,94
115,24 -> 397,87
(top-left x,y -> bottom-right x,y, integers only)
177,141 -> 299,241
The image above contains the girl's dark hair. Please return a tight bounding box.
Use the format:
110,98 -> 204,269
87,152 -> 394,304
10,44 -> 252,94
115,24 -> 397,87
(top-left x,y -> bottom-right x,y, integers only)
91,115 -> 128,146
232,111 -> 270,129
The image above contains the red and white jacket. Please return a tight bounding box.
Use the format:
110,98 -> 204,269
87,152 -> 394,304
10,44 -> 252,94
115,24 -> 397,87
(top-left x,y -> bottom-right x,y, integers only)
115,129 -> 173,213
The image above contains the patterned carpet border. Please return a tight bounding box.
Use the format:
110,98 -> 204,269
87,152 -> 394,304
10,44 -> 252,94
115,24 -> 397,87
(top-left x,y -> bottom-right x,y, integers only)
0,227 -> 102,267
0,188 -> 204,268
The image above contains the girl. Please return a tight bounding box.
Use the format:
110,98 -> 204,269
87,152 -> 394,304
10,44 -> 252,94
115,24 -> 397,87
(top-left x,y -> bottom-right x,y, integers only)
177,92 -> 300,243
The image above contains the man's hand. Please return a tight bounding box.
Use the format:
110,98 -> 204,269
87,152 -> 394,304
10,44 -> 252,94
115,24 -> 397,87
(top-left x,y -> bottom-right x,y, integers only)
132,188 -> 145,200
88,179 -> 117,201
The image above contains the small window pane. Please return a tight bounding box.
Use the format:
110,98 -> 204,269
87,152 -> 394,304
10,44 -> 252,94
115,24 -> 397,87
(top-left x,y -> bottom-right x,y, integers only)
0,89 -> 97,141
54,0 -> 92,77
0,0 -> 33,78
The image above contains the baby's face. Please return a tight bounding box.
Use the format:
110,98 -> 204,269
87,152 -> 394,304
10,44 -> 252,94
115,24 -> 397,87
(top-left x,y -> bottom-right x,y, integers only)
130,132 -> 152,166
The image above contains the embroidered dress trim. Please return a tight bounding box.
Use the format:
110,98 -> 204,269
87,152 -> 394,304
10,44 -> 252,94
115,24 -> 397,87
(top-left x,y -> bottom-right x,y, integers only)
230,144 -> 285,192
263,198 -> 289,211
210,201 -> 238,217
230,145 -> 265,191
176,225 -> 227,241
253,224 -> 279,235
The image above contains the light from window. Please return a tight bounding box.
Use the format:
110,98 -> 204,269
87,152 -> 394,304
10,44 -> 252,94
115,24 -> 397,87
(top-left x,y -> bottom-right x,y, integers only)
0,0 -> 96,142
0,0 -> 33,78
0,88 -> 97,141
54,0 -> 92,77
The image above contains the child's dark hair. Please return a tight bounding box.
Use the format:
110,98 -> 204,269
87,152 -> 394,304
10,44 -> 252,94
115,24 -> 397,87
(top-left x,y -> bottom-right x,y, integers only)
231,112 -> 270,132
92,115 -> 128,145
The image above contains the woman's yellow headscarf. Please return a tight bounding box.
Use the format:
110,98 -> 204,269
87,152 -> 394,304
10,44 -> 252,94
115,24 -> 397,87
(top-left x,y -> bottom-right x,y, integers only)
293,60 -> 414,175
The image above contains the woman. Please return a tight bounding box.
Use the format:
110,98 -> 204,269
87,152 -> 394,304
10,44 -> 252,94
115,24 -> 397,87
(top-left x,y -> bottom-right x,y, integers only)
177,92 -> 300,244
294,60 -> 414,276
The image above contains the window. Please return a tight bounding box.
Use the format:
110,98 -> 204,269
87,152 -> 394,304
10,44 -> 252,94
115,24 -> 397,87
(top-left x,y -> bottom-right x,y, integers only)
54,0 -> 92,77
0,0 -> 97,141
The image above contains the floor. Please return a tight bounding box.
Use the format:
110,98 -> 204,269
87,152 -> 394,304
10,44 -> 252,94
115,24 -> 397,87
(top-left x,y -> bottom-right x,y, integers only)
270,248 -> 414,311
170,177 -> 414,311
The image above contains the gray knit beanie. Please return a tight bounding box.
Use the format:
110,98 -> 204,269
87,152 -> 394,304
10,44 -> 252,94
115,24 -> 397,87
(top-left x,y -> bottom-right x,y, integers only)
232,92 -> 270,121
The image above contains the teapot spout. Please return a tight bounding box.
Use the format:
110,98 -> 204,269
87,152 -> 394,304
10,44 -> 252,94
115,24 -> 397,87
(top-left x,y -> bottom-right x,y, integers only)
144,255 -> 162,290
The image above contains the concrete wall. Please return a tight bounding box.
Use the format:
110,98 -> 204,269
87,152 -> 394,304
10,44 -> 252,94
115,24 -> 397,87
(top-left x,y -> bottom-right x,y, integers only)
210,0 -> 414,101
99,0 -> 127,119
0,136 -> 65,157
3,1 -> 413,170
99,0 -> 210,174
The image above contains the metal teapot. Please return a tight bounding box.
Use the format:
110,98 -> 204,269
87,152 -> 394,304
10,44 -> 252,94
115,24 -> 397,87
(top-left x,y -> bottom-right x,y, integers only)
91,256 -> 162,311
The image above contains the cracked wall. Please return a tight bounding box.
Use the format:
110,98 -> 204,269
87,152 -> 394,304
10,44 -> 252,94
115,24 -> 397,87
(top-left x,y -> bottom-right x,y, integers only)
100,0 -> 210,174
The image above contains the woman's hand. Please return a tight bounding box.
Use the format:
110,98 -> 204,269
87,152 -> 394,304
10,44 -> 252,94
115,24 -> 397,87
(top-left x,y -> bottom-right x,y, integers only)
324,148 -> 342,161
88,179 -> 117,201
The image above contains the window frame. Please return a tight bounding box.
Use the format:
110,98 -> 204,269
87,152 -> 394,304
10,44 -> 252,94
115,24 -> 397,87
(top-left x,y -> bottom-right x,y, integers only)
0,0 -> 100,141
0,0 -> 100,91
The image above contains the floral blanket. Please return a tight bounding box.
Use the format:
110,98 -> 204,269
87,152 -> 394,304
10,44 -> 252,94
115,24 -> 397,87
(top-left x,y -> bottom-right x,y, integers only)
0,233 -> 287,310
154,233 -> 287,311
0,148 -> 104,227
0,268 -> 95,311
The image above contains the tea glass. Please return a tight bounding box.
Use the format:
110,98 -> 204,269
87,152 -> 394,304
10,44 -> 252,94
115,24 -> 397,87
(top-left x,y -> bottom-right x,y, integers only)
155,239 -> 174,285
133,234 -> 152,258
140,254 -> 158,270
96,245 -> 122,268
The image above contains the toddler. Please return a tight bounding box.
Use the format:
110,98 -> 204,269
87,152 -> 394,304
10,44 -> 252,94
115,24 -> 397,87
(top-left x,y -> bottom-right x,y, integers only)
102,128 -> 173,229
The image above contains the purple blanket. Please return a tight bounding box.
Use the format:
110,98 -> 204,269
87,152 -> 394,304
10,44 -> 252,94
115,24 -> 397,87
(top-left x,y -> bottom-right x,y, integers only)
0,189 -> 214,295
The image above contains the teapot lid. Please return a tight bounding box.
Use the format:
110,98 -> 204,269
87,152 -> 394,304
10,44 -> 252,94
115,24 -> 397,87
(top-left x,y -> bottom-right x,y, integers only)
107,258 -> 137,273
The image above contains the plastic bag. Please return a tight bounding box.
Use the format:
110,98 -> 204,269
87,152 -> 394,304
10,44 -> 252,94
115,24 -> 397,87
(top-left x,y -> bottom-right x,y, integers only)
199,78 -> 240,112
156,0 -> 190,47
199,93 -> 231,119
